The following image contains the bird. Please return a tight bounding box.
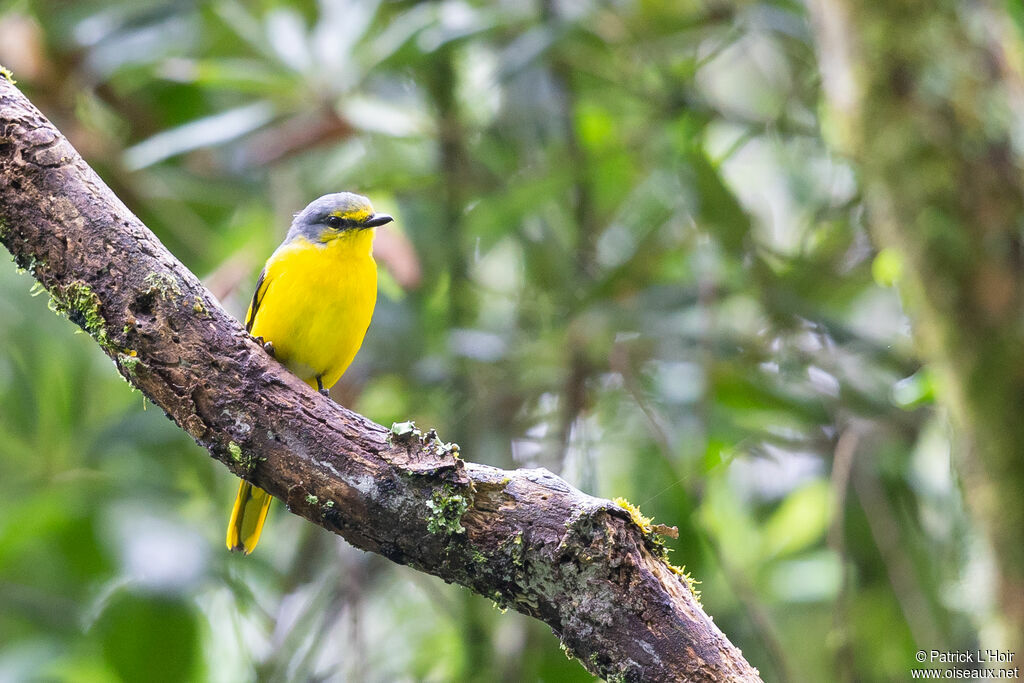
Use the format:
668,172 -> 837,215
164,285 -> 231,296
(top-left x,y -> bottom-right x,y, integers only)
226,192 -> 392,554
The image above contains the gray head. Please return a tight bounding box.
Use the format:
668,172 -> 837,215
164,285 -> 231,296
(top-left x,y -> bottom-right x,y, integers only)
286,192 -> 393,243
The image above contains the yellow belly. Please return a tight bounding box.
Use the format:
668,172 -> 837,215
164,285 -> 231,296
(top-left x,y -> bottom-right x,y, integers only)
249,233 -> 377,389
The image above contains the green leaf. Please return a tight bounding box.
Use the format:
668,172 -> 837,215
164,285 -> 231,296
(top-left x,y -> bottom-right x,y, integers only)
123,101 -> 276,169
96,593 -> 200,683
689,148 -> 752,251
871,247 -> 904,287
761,481 -> 833,558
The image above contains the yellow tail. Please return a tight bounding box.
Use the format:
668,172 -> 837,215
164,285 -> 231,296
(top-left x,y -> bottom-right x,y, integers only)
226,481 -> 273,554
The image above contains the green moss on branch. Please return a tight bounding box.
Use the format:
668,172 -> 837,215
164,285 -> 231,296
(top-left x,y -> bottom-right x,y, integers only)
426,485 -> 469,536
48,281 -> 110,349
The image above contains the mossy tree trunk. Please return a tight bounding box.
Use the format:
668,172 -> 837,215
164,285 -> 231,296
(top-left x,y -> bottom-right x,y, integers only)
808,0 -> 1024,649
0,77 -> 762,682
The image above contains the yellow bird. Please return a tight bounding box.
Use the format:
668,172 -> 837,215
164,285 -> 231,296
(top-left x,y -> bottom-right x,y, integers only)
226,192 -> 392,554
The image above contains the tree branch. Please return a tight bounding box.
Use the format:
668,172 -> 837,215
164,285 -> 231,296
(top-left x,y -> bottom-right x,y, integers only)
0,76 -> 760,682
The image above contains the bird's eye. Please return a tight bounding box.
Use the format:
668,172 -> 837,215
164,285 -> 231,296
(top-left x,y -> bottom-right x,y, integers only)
325,215 -> 344,229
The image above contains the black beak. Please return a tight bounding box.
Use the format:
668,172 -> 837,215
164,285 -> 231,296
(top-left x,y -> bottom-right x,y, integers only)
363,213 -> 393,228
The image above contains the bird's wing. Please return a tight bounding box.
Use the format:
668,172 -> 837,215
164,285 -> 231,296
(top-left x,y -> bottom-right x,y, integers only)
245,267 -> 269,333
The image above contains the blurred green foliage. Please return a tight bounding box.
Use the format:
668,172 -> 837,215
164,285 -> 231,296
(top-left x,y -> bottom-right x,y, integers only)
0,0 -> 990,681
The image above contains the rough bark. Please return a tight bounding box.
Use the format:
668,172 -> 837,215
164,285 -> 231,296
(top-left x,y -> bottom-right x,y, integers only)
0,77 -> 760,682
807,0 -> 1024,650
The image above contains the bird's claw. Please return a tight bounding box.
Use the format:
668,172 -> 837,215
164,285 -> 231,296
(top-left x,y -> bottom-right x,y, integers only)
251,335 -> 276,357
319,388 -> 330,397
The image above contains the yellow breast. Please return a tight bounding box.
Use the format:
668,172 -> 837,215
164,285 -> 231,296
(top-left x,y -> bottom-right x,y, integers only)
248,230 -> 377,389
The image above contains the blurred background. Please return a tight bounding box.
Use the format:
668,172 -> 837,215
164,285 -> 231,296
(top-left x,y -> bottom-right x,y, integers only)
0,0 -> 1017,681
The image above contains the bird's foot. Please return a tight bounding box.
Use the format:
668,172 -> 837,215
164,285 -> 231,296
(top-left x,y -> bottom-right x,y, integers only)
251,335 -> 276,357
319,388 -> 330,397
